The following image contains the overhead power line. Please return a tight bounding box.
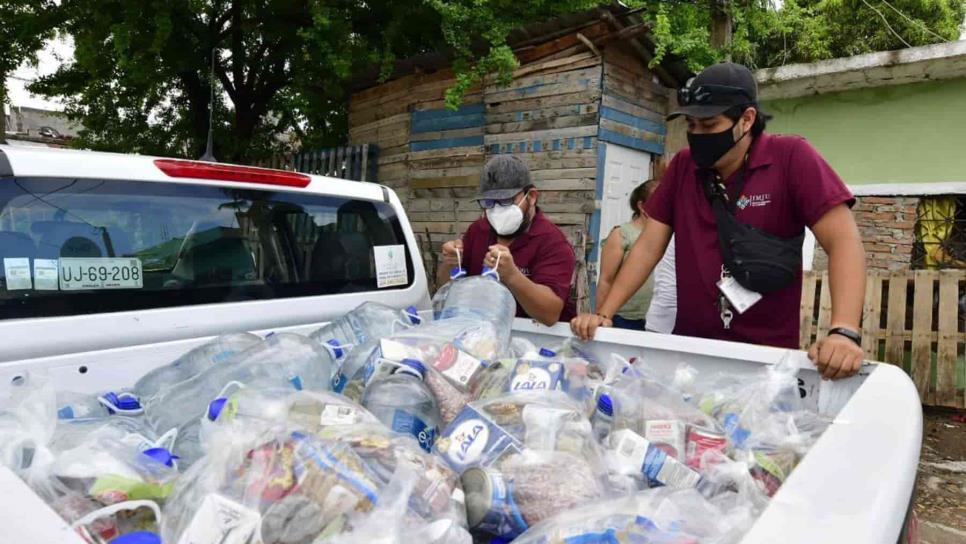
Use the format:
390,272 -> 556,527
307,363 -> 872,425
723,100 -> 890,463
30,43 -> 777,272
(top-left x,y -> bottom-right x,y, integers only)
860,0 -> 912,48
878,0 -> 949,43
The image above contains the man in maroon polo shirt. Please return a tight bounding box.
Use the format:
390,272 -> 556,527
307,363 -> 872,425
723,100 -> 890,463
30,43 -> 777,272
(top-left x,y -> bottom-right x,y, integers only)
572,62 -> 867,380
437,155 -> 577,325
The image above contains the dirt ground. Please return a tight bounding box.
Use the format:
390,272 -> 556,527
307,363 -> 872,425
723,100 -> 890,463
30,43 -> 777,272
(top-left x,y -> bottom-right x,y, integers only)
916,407 -> 966,544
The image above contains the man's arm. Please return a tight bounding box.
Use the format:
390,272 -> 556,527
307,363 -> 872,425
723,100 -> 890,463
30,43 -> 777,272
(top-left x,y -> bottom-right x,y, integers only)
503,272 -> 565,326
808,204 -> 866,379
572,218 -> 671,340
595,229 -> 624,312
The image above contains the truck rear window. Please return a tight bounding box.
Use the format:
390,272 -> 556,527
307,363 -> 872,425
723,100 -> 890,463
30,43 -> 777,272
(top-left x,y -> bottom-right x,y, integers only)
0,177 -> 414,319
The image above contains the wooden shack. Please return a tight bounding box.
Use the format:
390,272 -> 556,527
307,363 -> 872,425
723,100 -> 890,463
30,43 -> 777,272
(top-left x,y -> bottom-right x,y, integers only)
347,6 -> 689,311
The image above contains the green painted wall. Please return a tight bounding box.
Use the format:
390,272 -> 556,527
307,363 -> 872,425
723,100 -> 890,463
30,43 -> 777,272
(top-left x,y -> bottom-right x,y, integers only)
763,77 -> 966,185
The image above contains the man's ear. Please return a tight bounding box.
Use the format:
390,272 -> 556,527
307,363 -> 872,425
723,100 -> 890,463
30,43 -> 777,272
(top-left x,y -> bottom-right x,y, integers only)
742,107 -> 757,133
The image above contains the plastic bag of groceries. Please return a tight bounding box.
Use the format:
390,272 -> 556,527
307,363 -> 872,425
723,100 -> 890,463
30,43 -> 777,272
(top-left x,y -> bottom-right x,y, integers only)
435,391 -> 610,540
333,320 -> 491,425
319,460 -> 471,544
696,354 -> 831,496
0,374 -> 62,499
469,345 -> 599,412
143,333 -> 334,466
163,426 -> 472,544
512,485 -> 759,544
0,376 -> 171,543
697,354 -> 803,449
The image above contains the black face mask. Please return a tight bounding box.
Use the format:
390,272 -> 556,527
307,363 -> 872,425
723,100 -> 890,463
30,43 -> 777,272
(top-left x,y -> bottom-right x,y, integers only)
688,120 -> 749,169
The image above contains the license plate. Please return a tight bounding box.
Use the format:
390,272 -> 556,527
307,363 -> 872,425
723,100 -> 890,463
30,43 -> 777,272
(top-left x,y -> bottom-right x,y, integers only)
59,258 -> 144,291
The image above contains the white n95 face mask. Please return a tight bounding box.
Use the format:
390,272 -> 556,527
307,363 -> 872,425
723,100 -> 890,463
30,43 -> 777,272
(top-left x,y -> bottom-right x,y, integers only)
486,203 -> 524,236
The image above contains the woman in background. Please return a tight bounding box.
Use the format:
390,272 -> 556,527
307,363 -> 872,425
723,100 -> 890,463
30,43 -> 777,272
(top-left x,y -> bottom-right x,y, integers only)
596,180 -> 659,331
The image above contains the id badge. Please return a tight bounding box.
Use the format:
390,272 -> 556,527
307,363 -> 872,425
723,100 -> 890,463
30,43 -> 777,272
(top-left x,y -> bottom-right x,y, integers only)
717,276 -> 762,314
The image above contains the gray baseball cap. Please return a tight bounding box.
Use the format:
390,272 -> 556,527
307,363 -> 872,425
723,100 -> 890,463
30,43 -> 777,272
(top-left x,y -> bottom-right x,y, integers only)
474,155 -> 532,201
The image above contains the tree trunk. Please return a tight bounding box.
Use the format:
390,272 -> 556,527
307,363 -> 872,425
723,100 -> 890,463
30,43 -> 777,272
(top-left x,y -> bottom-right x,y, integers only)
710,0 -> 733,56
0,82 -> 7,143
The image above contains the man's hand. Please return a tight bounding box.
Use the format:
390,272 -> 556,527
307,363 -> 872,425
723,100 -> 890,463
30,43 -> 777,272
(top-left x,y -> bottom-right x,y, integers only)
570,312 -> 612,342
485,244 -> 520,281
441,239 -> 463,270
808,333 -> 863,380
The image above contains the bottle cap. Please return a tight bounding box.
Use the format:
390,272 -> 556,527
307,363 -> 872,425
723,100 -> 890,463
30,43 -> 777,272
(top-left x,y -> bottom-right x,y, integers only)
110,532 -> 162,544
142,447 -> 178,468
397,358 -> 426,379
101,392 -> 142,414
207,397 -> 228,421
326,339 -> 345,360
596,394 -> 614,417
538,348 -> 556,358
405,305 -> 422,324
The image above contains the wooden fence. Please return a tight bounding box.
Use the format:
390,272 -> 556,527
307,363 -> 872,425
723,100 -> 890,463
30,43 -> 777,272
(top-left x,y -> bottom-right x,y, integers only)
259,144 -> 378,181
800,270 -> 966,407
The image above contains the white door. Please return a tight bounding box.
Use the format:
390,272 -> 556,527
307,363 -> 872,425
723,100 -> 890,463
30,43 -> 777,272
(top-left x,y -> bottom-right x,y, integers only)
598,144 -> 651,280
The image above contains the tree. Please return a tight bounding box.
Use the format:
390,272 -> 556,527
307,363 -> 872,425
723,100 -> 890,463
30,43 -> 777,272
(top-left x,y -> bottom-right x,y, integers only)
30,0 -> 446,162
25,0 -> 966,160
431,0 -> 966,105
0,1 -> 57,138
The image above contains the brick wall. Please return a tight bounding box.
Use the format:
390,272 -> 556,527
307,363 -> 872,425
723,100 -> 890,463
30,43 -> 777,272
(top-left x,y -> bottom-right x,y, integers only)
812,195 -> 919,271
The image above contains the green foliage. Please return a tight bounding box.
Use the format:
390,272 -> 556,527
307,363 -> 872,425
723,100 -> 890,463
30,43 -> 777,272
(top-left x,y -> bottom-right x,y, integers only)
0,1 -> 57,119
28,0 -> 445,162
433,0 -> 966,106
13,0 -> 966,160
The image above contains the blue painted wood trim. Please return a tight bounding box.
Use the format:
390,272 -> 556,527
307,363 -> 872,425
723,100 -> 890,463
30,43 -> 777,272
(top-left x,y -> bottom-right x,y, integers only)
410,135 -> 485,152
598,128 -> 664,155
411,114 -> 485,133
413,103 -> 484,120
587,141 -> 607,310
600,106 -> 667,136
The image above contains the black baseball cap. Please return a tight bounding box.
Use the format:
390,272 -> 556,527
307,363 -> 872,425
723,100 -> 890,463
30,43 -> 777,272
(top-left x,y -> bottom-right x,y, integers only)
667,62 -> 759,120
474,155 -> 532,201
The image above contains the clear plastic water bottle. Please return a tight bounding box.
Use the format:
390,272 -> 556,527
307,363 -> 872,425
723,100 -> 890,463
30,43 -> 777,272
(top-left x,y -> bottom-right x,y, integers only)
361,358 -> 441,452
591,393 -> 615,443
432,266 -> 467,319
143,333 -> 334,454
52,416 -> 172,454
56,391 -> 144,420
439,267 -> 515,352
310,302 -> 421,358
330,340 -> 381,398
134,333 -> 261,402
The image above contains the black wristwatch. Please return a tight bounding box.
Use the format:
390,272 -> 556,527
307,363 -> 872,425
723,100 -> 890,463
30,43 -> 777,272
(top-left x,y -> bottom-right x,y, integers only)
828,327 -> 862,346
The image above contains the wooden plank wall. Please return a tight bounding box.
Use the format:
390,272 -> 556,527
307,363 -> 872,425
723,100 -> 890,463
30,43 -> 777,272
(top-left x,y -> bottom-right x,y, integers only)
347,23 -> 674,312
482,49 -> 604,311
800,270 -> 966,408
599,44 -> 667,155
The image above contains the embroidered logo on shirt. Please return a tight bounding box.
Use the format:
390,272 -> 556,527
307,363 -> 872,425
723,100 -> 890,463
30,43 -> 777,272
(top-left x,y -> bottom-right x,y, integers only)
518,267 -> 530,276
736,193 -> 772,210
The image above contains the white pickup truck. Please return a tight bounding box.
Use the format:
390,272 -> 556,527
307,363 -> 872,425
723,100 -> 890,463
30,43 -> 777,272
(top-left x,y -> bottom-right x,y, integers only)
0,145 -> 922,544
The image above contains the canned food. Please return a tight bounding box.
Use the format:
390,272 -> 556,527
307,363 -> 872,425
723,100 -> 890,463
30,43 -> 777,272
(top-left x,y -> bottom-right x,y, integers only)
462,467 -> 529,539
685,426 -> 728,470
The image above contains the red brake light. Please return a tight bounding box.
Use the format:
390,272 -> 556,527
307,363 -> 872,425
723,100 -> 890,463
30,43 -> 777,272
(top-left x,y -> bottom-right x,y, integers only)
154,159 -> 311,188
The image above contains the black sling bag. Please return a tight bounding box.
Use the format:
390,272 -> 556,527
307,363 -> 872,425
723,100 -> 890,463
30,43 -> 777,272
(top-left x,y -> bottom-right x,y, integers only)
699,166 -> 804,294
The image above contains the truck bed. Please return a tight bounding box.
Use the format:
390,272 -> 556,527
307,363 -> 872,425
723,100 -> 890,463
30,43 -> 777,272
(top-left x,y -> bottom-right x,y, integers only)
0,318 -> 921,544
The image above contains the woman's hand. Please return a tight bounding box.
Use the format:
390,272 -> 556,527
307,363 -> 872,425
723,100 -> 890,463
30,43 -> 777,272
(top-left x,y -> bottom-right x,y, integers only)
570,313 -> 612,342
